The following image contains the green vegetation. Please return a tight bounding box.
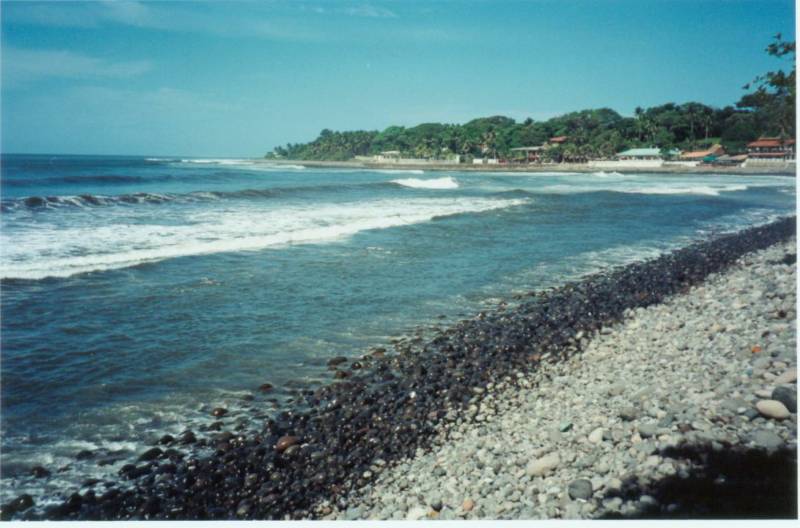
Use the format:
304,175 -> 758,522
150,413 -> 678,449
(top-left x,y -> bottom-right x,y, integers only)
267,37 -> 795,162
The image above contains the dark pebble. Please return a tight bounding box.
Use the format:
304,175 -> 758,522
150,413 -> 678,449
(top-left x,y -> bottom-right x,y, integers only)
158,434 -> 175,445
568,479 -> 593,500
327,356 -> 348,367
138,447 -> 163,462
275,436 -> 300,453
76,449 -> 94,460
772,386 -> 797,413
259,383 -> 274,392
212,407 -> 228,417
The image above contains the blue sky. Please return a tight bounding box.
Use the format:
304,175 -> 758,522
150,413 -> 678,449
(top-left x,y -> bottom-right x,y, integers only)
1,0 -> 795,157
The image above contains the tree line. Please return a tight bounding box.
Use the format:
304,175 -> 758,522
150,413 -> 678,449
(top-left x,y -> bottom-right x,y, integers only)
267,37 -> 795,162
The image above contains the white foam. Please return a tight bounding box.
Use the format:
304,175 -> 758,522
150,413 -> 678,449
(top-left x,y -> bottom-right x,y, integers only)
619,184 -> 749,196
392,177 -> 459,189
375,169 -> 425,175
1,197 -> 526,280
180,158 -> 254,165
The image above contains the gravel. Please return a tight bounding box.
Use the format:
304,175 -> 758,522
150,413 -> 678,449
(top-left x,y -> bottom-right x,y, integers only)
330,238 -> 797,520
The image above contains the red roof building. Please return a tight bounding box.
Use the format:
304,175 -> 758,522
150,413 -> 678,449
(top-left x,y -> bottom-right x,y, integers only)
549,136 -> 568,144
746,137 -> 796,160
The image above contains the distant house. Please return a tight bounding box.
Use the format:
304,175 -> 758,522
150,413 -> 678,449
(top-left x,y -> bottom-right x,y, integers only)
746,137 -> 796,161
588,146 -> 679,169
509,146 -> 545,163
680,144 -> 725,162
549,136 -> 568,145
615,147 -> 680,161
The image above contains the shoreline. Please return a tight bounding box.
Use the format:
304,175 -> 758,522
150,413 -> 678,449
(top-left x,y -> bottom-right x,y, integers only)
331,237 -> 797,520
259,158 -> 798,176
3,217 -> 797,520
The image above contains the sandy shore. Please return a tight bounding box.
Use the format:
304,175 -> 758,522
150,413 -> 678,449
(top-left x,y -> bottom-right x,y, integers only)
327,238 -> 798,520
260,158 -> 797,176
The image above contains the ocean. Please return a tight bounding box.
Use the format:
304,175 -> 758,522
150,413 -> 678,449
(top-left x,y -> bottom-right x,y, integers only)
0,154 -> 795,505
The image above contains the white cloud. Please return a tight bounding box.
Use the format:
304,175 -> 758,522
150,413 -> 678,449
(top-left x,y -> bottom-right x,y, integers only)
2,47 -> 152,84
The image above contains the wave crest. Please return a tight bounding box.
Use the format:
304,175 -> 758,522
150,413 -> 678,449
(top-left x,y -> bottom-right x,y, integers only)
391,177 -> 459,189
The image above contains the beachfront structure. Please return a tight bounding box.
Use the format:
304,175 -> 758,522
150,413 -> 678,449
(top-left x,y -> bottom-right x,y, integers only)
549,136 -> 568,144
509,146 -> 545,163
746,137 -> 795,162
588,146 -> 680,169
680,144 -> 725,162
615,147 -> 679,161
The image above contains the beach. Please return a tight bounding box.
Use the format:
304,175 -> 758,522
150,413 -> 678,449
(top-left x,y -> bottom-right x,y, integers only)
328,235 -> 798,520
4,215 -> 795,520
262,158 -> 798,176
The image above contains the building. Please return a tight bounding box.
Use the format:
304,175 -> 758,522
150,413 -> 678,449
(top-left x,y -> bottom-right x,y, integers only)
549,136 -> 568,145
509,146 -> 545,163
588,147 -> 680,169
746,137 -> 796,161
615,147 -> 680,161
679,144 -> 725,162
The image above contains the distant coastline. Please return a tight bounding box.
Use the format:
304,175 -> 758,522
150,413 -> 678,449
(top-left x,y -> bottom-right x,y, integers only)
258,158 -> 797,176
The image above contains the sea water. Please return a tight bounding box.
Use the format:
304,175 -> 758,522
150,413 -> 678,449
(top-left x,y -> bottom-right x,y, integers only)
0,154 -> 795,503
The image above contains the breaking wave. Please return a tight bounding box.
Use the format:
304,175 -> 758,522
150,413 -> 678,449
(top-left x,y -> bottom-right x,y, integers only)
391,177 -> 459,189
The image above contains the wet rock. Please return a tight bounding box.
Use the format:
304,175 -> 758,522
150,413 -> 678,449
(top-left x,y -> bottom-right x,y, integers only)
76,449 -> 94,460
158,434 -> 175,445
2,494 -> 34,520
211,407 -> 228,418
568,479 -> 593,500
275,435 -> 300,453
138,447 -> 163,462
259,383 -> 274,392
327,357 -> 348,368
179,431 -> 197,444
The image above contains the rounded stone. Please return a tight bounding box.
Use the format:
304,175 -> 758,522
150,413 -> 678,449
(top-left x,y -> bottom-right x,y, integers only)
275,435 -> 300,453
568,479 -> 593,500
755,399 -> 791,420
526,453 -> 560,477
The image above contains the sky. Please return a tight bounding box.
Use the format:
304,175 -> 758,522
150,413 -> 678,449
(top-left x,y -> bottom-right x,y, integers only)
1,0 -> 796,157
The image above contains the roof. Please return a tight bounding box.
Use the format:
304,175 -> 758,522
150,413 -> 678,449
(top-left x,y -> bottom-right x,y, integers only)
509,146 -> 544,151
380,150 -> 401,155
747,137 -> 796,148
616,148 -> 664,157
681,144 -> 725,159
549,136 -> 568,143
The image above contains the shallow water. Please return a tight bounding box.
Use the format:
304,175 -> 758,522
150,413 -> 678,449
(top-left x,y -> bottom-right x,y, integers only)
0,154 -> 795,502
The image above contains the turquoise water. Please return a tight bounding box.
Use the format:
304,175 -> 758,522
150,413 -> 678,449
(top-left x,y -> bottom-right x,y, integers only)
0,154 -> 795,502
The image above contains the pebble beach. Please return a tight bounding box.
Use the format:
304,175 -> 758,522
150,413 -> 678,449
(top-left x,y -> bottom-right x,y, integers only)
328,237 -> 798,520
3,218 -> 796,521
